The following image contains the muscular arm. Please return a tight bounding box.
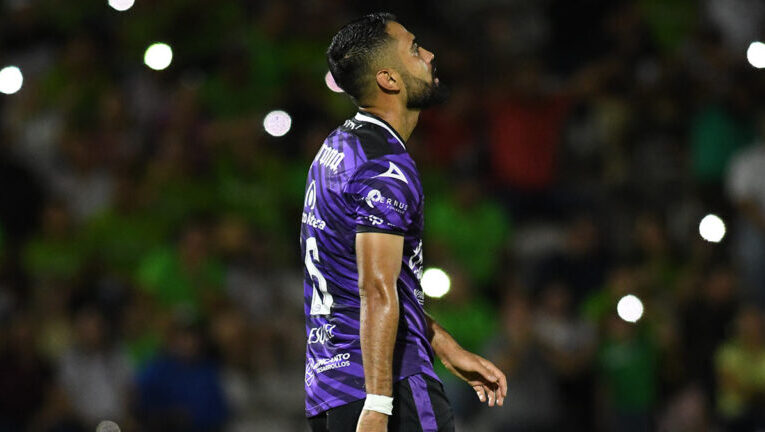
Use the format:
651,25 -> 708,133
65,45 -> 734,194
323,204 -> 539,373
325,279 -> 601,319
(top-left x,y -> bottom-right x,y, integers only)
355,231 -> 507,414
425,312 -> 459,361
425,312 -> 508,407
356,232 -> 404,397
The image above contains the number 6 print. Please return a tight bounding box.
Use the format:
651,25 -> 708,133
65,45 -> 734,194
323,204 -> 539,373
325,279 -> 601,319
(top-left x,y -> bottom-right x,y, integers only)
306,237 -> 333,315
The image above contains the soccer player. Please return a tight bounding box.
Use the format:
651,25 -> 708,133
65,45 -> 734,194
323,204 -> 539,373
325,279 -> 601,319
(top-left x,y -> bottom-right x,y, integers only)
301,13 -> 507,432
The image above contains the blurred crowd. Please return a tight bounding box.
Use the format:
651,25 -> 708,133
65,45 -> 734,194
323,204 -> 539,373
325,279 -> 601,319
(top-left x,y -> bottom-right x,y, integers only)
1,0 -> 764,431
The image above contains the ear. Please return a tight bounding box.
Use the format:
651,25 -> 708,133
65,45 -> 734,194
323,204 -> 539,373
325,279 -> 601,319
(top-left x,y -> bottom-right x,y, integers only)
375,69 -> 400,92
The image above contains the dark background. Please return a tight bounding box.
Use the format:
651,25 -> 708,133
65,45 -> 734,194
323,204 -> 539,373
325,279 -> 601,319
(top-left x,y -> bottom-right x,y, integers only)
1,0 -> 764,431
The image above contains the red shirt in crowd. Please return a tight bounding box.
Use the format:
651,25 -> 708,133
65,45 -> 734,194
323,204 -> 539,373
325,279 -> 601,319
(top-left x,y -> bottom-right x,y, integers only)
488,95 -> 570,191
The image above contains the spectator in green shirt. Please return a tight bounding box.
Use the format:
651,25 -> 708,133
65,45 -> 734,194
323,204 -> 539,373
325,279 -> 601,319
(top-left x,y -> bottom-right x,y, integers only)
426,178 -> 511,288
136,222 -> 224,317
22,202 -> 85,284
598,314 -> 658,432
715,306 -> 765,430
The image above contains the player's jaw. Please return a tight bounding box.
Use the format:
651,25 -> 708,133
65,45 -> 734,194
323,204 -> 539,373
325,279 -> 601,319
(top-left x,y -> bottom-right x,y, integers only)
402,65 -> 448,110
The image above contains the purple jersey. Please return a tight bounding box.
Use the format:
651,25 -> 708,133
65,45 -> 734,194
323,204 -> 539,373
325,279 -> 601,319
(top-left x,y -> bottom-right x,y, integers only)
301,111 -> 438,417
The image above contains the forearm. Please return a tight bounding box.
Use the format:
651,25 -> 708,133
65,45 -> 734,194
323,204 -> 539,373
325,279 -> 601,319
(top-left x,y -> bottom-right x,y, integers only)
425,312 -> 461,363
425,312 -> 506,407
359,283 -> 399,396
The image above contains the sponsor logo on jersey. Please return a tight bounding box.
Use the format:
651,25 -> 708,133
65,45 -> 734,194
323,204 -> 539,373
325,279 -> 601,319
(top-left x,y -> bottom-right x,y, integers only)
313,353 -> 351,373
367,215 -> 383,226
306,353 -> 351,384
304,180 -> 317,210
302,212 -> 327,230
308,323 -> 336,345
314,144 -> 345,172
364,189 -> 408,214
365,189 -> 382,208
303,180 -> 327,230
305,360 -> 315,386
374,161 -> 409,184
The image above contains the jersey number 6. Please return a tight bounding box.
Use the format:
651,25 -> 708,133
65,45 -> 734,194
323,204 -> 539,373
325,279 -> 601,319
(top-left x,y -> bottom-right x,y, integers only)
306,237 -> 333,315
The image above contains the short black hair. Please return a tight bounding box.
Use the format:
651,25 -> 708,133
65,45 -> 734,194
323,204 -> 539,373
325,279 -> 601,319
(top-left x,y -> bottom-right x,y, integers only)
327,12 -> 397,105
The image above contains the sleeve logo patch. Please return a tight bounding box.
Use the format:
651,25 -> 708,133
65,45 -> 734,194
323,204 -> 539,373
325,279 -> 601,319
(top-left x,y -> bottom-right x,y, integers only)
364,189 -> 408,214
366,215 -> 383,225
374,161 -> 408,184
365,189 -> 382,208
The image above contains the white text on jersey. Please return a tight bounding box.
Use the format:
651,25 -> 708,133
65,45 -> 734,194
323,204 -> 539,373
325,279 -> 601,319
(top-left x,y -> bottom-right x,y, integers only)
302,212 -> 326,230
308,323 -> 336,345
314,143 -> 345,172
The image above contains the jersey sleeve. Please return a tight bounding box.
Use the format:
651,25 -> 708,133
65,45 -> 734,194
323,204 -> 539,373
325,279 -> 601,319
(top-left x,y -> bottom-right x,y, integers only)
344,157 -> 419,235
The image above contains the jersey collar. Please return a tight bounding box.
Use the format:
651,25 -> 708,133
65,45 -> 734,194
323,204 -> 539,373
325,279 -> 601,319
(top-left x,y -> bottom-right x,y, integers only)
354,111 -> 406,149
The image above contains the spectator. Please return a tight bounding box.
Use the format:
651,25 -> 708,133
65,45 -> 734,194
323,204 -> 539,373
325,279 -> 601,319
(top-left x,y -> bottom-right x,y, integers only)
136,222 -> 224,316
57,305 -> 132,427
0,312 -> 52,431
715,306 -> 765,430
478,294 -> 560,431
536,214 -> 608,308
679,265 -> 738,404
533,281 -> 596,431
425,178 -> 511,288
486,60 -> 571,218
597,314 -> 658,432
726,115 -> 765,305
690,99 -> 755,191
135,315 -> 227,432
22,202 -> 85,285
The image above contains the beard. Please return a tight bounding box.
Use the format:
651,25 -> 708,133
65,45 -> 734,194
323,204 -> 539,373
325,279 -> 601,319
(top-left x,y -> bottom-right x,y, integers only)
403,70 -> 449,109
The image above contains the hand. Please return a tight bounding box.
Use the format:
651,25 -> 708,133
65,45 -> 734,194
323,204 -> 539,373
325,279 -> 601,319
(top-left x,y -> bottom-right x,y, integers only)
356,409 -> 388,432
441,348 -> 507,407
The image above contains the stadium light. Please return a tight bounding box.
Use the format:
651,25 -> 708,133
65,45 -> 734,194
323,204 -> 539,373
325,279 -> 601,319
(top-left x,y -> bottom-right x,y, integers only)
422,268 -> 450,298
108,0 -> 134,11
0,66 -> 23,95
699,214 -> 725,243
617,294 -> 644,323
325,71 -> 344,93
263,110 -> 292,137
144,43 -> 173,71
747,41 -> 765,69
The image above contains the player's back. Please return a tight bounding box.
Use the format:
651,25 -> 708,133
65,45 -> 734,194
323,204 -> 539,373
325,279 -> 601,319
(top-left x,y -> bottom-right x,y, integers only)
300,112 -> 439,417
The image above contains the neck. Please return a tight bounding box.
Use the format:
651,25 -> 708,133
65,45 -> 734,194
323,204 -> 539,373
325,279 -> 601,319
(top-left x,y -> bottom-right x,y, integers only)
359,104 -> 420,142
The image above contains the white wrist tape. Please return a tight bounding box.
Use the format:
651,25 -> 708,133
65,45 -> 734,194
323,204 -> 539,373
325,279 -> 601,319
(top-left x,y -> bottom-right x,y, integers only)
363,394 -> 393,415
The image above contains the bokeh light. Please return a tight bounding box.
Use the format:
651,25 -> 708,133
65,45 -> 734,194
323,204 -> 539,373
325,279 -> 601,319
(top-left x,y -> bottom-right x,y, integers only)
699,214 -> 726,243
143,43 -> 173,71
617,294 -> 644,323
747,41 -> 765,69
0,66 -> 23,95
96,420 -> 121,432
263,110 -> 292,137
108,0 -> 135,12
422,268 -> 450,298
325,71 -> 344,93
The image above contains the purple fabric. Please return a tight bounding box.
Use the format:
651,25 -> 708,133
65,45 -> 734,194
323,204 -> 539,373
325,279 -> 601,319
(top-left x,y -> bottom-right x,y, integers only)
408,375 -> 438,432
302,113 -> 438,417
